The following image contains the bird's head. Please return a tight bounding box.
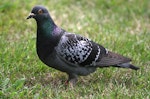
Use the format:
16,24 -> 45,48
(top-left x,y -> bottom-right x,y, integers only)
27,5 -> 49,20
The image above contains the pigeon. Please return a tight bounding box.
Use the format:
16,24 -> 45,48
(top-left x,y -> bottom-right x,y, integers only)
27,5 -> 139,85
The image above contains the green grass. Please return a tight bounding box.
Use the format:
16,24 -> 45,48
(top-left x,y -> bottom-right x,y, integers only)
0,0 -> 150,99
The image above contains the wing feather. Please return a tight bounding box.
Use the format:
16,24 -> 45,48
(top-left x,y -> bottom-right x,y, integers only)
56,33 -> 93,66
96,51 -> 131,66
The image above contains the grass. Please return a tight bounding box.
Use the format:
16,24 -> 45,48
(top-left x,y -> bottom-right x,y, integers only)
0,0 -> 150,98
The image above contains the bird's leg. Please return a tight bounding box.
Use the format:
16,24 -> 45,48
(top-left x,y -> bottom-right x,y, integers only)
65,73 -> 78,87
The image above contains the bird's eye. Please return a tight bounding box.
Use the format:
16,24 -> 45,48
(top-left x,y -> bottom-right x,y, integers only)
38,9 -> 43,14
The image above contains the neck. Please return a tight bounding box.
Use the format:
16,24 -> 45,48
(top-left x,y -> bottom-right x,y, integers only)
36,16 -> 56,37
35,16 -> 65,62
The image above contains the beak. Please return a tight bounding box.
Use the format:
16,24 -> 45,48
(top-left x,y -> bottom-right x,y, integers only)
26,13 -> 35,19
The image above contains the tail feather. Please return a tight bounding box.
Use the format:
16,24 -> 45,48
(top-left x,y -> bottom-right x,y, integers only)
97,51 -> 131,66
96,51 -> 139,70
116,63 -> 139,70
128,64 -> 140,70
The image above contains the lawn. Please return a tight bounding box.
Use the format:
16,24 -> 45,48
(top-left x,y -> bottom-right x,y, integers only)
0,0 -> 150,99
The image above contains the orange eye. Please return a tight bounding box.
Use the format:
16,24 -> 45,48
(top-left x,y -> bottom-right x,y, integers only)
38,9 -> 43,14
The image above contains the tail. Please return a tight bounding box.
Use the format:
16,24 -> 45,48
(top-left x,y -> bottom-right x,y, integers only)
115,63 -> 140,70
96,51 -> 139,70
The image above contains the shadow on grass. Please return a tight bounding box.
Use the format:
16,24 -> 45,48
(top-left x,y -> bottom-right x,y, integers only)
24,68 -> 139,89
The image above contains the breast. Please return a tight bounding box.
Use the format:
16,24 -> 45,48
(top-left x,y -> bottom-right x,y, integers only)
36,38 -> 56,63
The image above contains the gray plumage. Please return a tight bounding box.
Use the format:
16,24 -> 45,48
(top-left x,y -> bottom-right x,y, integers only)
27,5 -> 139,85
